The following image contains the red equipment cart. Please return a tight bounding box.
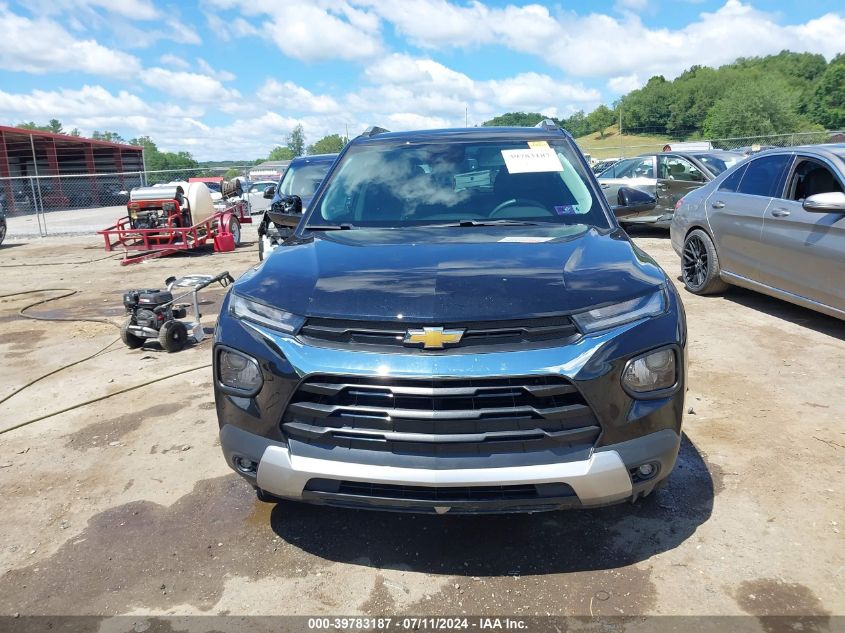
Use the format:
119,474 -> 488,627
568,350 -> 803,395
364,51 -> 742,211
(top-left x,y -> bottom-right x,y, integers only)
98,181 -> 252,266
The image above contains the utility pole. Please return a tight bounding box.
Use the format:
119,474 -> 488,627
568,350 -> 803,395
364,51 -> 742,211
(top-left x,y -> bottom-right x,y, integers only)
465,105 -> 468,127
619,106 -> 624,158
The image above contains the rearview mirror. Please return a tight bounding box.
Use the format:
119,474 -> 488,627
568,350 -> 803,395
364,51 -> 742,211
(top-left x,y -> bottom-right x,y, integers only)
613,186 -> 657,214
803,191 -> 845,213
266,195 -> 304,228
263,186 -> 276,199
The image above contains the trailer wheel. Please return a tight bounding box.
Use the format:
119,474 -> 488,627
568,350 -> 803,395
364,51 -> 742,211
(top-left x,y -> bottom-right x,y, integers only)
228,216 -> 241,246
120,317 -> 145,349
158,320 -> 188,353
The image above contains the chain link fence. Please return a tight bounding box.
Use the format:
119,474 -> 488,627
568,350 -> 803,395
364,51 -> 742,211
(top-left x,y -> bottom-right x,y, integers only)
578,130 -> 844,161
1,166 -> 256,237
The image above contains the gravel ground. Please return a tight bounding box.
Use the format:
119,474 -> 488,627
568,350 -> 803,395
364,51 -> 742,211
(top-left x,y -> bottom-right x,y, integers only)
0,224 -> 842,627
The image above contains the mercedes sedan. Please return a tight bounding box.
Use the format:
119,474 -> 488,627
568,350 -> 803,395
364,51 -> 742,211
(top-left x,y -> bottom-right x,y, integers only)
671,144 -> 845,320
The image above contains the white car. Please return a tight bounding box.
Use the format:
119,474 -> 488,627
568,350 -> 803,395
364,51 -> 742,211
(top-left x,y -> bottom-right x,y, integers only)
245,181 -> 277,214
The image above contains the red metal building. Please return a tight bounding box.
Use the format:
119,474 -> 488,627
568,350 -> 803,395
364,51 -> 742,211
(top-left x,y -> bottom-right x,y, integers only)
0,125 -> 144,213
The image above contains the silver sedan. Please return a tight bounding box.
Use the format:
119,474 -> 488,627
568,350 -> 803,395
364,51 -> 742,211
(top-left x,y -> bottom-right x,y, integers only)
670,144 -> 845,320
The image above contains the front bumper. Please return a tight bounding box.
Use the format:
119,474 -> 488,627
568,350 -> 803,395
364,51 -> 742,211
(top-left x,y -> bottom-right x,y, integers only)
214,290 -> 686,514
221,424 -> 681,513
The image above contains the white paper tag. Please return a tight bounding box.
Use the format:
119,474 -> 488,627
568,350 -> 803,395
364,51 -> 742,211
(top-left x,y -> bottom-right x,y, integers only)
498,236 -> 554,243
501,148 -> 563,174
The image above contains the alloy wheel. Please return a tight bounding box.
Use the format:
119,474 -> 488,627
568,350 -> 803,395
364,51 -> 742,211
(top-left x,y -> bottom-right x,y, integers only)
682,234 -> 709,290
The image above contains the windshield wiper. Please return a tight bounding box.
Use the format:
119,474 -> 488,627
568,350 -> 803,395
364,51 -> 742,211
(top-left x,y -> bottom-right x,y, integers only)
305,223 -> 355,231
435,219 -> 544,227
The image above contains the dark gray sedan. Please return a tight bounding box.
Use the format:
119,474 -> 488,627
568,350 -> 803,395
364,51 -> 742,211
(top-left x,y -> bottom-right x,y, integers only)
598,151 -> 744,227
671,144 -> 845,320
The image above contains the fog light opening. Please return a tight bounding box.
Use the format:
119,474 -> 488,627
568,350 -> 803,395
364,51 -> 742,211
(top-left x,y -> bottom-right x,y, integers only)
233,456 -> 258,477
631,461 -> 659,482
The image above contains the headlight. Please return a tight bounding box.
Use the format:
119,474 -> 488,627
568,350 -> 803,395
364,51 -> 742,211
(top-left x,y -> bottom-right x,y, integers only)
622,347 -> 677,394
572,287 -> 667,334
217,347 -> 263,395
230,293 -> 304,334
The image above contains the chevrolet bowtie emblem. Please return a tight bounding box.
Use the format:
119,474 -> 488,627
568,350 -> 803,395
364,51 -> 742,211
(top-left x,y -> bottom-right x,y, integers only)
403,327 -> 465,349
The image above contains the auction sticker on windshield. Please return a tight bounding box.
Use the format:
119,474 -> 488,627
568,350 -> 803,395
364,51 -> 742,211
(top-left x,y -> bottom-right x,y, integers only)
501,148 -> 563,174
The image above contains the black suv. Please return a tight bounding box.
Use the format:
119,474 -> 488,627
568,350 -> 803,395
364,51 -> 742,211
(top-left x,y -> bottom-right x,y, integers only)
213,122 -> 686,514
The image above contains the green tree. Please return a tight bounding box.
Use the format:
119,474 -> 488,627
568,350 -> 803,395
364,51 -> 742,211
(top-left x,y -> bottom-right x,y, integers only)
619,76 -> 673,134
129,135 -> 199,174
703,79 -> 808,138
809,55 -> 845,128
586,105 -> 615,138
268,146 -> 294,161
482,112 -> 547,127
47,119 -> 63,134
92,130 -> 125,143
558,111 -> 591,137
69,128 -> 81,137
307,133 -> 346,155
286,124 -> 306,157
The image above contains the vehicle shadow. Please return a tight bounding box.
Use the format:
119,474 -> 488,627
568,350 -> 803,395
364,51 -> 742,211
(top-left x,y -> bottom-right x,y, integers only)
268,434 -> 714,576
679,281 -> 844,340
624,225 -> 671,239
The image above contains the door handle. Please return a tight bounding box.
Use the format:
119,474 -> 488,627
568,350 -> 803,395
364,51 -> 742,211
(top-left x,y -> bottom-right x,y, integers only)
711,201 -> 725,209
600,183 -> 609,189
771,208 -> 791,218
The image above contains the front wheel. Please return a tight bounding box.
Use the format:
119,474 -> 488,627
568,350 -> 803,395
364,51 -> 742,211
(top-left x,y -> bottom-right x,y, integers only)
228,216 -> 241,246
681,229 -> 729,295
158,320 -> 188,353
120,317 -> 145,349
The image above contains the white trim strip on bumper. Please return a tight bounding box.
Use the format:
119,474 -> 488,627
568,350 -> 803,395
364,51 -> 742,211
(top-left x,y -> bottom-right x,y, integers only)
256,446 -> 633,507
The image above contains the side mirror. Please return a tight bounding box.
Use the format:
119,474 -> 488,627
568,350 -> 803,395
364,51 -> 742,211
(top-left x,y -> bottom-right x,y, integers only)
280,194 -> 303,215
803,191 -> 845,213
263,186 -> 276,199
613,186 -> 657,214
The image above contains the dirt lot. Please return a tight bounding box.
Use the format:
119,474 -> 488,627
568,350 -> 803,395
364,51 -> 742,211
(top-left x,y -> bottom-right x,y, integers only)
0,224 -> 842,626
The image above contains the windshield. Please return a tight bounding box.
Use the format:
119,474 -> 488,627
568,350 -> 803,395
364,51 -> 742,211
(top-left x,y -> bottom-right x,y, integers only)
277,162 -> 332,198
308,138 -> 609,229
693,153 -> 742,175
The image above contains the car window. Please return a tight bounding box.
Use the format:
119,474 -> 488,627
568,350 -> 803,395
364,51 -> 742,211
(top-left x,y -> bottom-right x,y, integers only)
784,158 -> 844,201
658,156 -> 705,182
311,138 -> 610,229
736,154 -> 792,197
613,157 -> 654,179
694,153 -> 742,176
278,164 -> 332,198
718,164 -> 747,192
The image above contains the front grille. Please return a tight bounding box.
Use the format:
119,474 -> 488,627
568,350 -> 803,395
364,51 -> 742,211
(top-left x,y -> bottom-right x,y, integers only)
305,479 -> 575,502
282,375 -> 600,456
298,315 -> 579,352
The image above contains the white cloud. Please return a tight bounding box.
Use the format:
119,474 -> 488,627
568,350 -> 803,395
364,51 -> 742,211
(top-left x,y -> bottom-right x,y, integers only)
159,54 -> 190,70
23,0 -> 159,21
197,58 -> 237,82
0,5 -> 142,76
364,0 -> 845,79
607,74 -> 642,93
140,68 -> 240,103
205,0 -> 383,61
257,80 -> 342,113
615,0 -> 649,10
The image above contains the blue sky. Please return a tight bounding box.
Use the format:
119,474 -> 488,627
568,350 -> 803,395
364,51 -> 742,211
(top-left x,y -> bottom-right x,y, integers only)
0,0 -> 842,160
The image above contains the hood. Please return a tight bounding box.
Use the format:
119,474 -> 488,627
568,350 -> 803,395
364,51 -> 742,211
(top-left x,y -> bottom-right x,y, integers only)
235,225 -> 667,322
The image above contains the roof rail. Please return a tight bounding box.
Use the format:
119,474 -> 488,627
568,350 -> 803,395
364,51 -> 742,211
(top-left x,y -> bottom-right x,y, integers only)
362,126 -> 390,137
534,119 -> 559,131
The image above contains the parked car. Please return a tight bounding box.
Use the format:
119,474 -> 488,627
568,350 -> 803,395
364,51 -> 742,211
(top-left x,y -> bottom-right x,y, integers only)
671,144 -> 845,320
213,122 -> 687,514
591,158 -> 620,174
257,153 -> 338,260
598,151 -> 745,228
244,180 -> 277,214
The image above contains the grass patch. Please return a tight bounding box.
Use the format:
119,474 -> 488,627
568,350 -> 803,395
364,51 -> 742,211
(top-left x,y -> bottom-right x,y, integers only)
575,125 -> 673,159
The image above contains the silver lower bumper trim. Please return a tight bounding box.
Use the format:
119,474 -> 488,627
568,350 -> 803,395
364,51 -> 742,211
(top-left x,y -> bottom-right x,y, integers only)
256,447 -> 633,507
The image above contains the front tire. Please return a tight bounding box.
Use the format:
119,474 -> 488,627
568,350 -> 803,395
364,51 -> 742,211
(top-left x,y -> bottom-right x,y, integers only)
682,229 -> 729,295
158,320 -> 188,353
120,317 -> 145,349
228,216 -> 241,246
